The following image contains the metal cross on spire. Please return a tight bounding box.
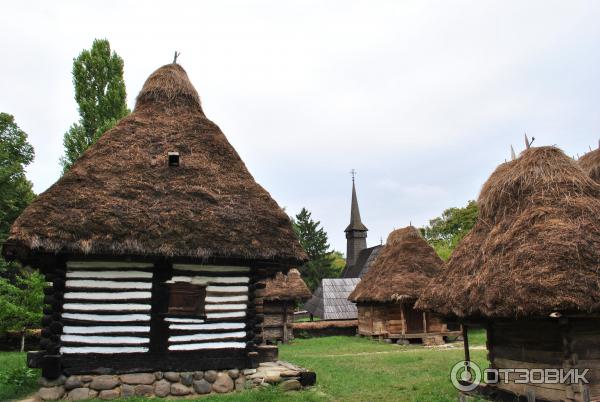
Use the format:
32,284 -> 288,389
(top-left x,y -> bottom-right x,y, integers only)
350,169 -> 356,183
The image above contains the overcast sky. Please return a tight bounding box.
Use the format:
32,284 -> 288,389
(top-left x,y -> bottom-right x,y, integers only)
2,1 -> 600,254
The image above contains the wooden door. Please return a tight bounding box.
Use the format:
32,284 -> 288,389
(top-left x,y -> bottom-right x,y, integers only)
404,305 -> 424,334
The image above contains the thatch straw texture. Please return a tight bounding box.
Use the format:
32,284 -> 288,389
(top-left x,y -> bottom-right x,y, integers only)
4,64 -> 307,266
260,269 -> 311,301
417,147 -> 600,318
579,148 -> 600,184
349,226 -> 443,303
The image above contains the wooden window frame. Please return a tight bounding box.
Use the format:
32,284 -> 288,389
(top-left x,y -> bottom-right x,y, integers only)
167,282 -> 207,317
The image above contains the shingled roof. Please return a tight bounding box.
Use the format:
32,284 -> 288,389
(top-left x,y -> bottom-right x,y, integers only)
349,226 -> 443,303
259,269 -> 311,302
304,278 -> 360,320
341,245 -> 381,278
3,64 -> 307,267
417,147 -> 600,318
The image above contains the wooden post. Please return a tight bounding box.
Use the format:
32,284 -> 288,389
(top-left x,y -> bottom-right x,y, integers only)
370,305 -> 374,334
422,312 -> 428,334
463,325 -> 471,376
400,304 -> 406,335
149,259 -> 172,354
282,302 -> 289,343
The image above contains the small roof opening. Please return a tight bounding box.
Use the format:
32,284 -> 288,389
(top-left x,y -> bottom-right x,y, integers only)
168,152 -> 180,167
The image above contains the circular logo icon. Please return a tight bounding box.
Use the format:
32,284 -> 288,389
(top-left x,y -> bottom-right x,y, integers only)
450,360 -> 482,392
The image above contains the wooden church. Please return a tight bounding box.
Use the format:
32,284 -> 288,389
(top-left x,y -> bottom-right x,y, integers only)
417,146 -> 600,402
349,226 -> 459,343
2,63 -> 307,380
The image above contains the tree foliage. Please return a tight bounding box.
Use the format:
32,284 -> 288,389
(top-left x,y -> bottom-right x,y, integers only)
0,272 -> 44,338
60,39 -> 128,172
292,208 -> 342,291
420,200 -> 478,260
0,113 -> 35,276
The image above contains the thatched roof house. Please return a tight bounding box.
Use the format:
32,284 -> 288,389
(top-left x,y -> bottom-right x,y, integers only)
260,269 -> 311,302
349,227 -> 442,303
417,146 -> 600,402
2,63 -> 307,386
257,269 -> 311,343
349,227 -> 457,341
417,146 -> 600,318
579,146 -> 600,184
4,63 -> 306,265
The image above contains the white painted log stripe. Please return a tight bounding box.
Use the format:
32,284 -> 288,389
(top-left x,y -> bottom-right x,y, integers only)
168,331 -> 246,343
205,295 -> 248,303
63,303 -> 151,312
206,311 -> 246,319
173,264 -> 250,273
66,280 -> 152,290
64,291 -> 151,301
61,346 -> 149,354
61,335 -> 149,345
62,313 -> 150,322
206,285 -> 248,293
67,261 -> 153,269
168,342 -> 245,351
167,276 -> 249,284
165,317 -> 205,323
169,322 -> 246,331
63,326 -> 150,334
205,304 -> 246,311
66,271 -> 152,279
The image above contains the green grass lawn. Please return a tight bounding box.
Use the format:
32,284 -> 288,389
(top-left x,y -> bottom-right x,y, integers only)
1,329 -> 487,402
0,352 -> 40,401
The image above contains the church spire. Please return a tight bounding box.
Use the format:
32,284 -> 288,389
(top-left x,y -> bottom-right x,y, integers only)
345,170 -> 368,267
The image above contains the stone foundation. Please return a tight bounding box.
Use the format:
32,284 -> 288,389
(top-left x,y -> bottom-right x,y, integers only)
36,361 -> 316,400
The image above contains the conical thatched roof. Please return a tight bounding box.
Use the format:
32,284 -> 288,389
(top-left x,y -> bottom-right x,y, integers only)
3,64 -> 307,267
259,269 -> 311,302
579,147 -> 600,184
417,147 -> 600,318
349,226 -> 443,303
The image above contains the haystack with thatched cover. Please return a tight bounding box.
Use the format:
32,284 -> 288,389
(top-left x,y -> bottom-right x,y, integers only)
257,269 -> 311,343
2,63 -> 307,384
417,146 -> 600,402
349,226 -> 459,342
579,145 -> 600,184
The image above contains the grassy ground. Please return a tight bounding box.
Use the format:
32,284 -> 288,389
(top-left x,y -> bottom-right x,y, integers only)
4,329 -> 487,402
0,352 -> 40,401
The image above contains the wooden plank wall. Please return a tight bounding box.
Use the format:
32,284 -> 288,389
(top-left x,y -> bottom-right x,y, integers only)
262,301 -> 294,343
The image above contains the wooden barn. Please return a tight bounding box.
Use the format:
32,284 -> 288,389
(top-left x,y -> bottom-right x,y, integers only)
579,143 -> 600,184
349,226 -> 460,343
1,63 -> 307,381
417,146 -> 600,402
257,269 -> 311,343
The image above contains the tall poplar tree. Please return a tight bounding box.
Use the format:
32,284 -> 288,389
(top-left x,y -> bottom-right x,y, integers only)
60,39 -> 128,172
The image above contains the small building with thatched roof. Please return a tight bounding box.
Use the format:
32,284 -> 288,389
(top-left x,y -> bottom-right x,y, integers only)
257,269 -> 311,343
349,226 -> 459,343
417,146 -> 600,402
2,63 -> 307,383
579,144 -> 600,184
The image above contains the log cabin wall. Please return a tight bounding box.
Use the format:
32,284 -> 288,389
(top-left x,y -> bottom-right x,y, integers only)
357,303 -> 397,336
262,301 -> 294,343
165,264 -> 250,352
487,319 -> 600,402
42,259 -> 259,376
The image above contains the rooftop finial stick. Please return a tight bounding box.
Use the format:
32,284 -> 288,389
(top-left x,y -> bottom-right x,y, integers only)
510,145 -> 517,161
173,51 -> 180,64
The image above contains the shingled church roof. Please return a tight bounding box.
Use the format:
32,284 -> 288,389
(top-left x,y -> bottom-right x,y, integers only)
304,278 -> 361,320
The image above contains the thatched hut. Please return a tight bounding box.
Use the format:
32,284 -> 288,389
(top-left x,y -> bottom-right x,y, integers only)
257,269 -> 311,343
2,63 -> 307,383
417,146 -> 600,402
349,227 -> 459,343
579,146 -> 600,184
